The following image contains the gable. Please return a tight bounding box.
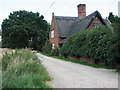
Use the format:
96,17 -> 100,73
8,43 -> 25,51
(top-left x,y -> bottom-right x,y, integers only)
70,11 -> 106,35
88,16 -> 103,29
52,11 -> 108,39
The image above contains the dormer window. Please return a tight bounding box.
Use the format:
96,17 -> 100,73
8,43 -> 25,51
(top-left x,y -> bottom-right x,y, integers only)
51,30 -> 54,38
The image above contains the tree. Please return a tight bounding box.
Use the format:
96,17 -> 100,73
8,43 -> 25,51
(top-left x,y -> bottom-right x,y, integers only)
0,30 -> 2,36
2,10 -> 49,50
108,12 -> 120,23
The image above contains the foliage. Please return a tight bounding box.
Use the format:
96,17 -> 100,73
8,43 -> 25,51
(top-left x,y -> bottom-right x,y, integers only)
42,40 -> 52,53
0,30 -> 2,36
49,47 -> 59,56
0,30 -> 1,47
60,26 -> 120,67
42,53 -> 117,70
2,10 -> 49,51
42,40 -> 59,56
2,49 -> 51,88
0,42 -> 1,48
108,12 -> 120,23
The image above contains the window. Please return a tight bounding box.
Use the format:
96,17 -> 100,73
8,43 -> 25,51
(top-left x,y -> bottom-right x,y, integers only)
51,30 -> 54,38
93,21 -> 102,28
52,43 -> 55,49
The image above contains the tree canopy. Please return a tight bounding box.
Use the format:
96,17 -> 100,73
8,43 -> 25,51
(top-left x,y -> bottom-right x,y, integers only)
2,10 -> 49,50
0,30 -> 2,36
108,12 -> 120,23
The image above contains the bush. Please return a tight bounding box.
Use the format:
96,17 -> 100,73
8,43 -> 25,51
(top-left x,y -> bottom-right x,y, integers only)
42,40 -> 52,53
60,25 -> 119,67
49,47 -> 59,56
2,49 -> 51,88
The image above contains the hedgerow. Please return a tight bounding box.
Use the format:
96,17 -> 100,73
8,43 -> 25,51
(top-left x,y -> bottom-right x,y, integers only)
60,25 -> 120,67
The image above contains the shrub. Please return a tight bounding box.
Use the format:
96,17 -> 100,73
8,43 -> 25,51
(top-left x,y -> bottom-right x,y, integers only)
42,40 -> 52,53
60,25 -> 119,67
49,47 -> 59,56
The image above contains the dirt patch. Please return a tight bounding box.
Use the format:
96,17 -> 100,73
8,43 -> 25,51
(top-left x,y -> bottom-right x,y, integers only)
67,56 -> 94,64
67,56 -> 78,61
79,57 -> 94,64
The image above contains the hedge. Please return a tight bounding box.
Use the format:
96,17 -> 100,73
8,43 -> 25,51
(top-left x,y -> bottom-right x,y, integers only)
60,25 -> 120,67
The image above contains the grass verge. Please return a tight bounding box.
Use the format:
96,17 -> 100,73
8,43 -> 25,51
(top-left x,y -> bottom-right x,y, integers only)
2,49 -> 51,88
41,53 -> 119,71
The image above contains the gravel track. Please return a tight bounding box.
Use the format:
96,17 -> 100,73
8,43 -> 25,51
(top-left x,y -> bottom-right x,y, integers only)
37,53 -> 118,88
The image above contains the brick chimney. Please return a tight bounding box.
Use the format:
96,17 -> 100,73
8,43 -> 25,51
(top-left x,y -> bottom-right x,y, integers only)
77,4 -> 86,18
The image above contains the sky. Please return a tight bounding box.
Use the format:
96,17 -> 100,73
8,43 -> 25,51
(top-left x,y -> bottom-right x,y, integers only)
0,0 -> 119,30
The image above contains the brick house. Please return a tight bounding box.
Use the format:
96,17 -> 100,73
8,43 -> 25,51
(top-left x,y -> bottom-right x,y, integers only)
49,4 -> 111,49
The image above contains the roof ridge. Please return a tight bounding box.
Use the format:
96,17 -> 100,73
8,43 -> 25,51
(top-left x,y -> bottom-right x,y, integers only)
77,11 -> 99,20
55,16 -> 77,18
69,11 -> 101,35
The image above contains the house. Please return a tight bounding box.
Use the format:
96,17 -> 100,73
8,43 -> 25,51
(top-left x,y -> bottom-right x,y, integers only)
49,4 -> 111,49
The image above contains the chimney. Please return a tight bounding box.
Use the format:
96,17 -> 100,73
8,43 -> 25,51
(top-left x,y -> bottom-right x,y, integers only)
52,12 -> 54,18
77,4 -> 86,18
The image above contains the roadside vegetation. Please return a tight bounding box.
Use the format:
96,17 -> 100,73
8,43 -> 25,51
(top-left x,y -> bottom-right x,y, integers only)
41,53 -> 118,70
2,49 -> 51,88
2,10 -> 49,51
42,13 -> 120,70
60,25 -> 120,68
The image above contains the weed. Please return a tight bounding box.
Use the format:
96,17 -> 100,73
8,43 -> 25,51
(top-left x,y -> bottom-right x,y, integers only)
2,49 -> 51,88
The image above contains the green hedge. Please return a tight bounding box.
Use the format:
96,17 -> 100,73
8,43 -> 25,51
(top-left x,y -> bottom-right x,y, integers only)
60,25 -> 120,67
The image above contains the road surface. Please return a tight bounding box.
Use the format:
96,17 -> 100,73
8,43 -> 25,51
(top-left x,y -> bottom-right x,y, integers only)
36,53 -> 118,88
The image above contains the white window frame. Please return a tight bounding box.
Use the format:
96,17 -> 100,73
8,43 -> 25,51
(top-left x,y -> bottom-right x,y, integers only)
93,21 -> 102,28
51,30 -> 54,38
52,43 -> 55,49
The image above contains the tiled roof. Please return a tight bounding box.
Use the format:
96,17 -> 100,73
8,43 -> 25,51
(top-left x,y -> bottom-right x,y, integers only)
55,11 -> 110,38
59,38 -> 67,44
55,16 -> 78,37
70,11 -> 106,35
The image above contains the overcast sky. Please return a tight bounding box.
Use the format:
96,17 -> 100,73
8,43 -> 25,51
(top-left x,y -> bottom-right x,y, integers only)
0,0 -> 119,30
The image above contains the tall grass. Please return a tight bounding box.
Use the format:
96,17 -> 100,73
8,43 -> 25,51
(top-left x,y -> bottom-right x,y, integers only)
2,49 -> 51,88
0,51 -> 2,89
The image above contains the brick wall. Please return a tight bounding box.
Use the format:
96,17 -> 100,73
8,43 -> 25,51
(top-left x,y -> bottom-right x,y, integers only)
49,14 -> 64,48
77,4 -> 86,18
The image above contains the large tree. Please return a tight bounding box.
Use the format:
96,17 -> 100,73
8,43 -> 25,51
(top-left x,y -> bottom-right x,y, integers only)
0,30 -> 2,36
108,12 -> 120,23
2,10 -> 49,50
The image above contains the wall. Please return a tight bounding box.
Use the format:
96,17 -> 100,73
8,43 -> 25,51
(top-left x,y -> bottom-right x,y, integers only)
49,15 -> 64,48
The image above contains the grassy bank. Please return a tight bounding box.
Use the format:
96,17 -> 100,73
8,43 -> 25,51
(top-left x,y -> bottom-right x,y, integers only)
2,49 -> 51,88
41,53 -> 119,71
